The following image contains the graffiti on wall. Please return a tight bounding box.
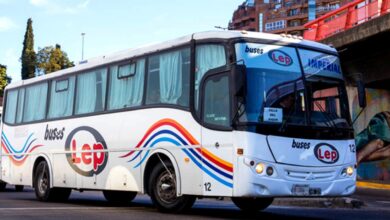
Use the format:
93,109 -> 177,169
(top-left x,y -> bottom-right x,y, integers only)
349,88 -> 390,181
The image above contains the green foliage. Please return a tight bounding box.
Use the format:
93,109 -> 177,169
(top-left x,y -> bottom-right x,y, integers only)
36,44 -> 75,75
21,18 -> 37,80
0,64 -> 8,97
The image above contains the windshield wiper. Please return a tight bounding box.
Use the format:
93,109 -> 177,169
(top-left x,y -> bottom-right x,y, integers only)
313,101 -> 338,129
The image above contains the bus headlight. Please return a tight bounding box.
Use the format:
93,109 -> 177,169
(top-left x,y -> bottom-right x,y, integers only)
255,163 -> 265,174
346,166 -> 354,176
341,166 -> 354,177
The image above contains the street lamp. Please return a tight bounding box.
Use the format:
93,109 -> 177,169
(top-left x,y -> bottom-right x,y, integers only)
81,33 -> 85,60
214,26 -> 229,30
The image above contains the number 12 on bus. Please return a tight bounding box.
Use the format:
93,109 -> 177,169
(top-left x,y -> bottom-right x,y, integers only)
0,31 -> 361,213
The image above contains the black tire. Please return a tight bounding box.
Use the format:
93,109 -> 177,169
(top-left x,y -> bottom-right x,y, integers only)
0,181 -> 6,191
103,190 -> 137,203
149,161 -> 195,213
34,160 -> 72,202
232,197 -> 274,212
15,185 -> 24,192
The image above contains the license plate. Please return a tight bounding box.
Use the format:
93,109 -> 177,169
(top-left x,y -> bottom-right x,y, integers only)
292,184 -> 310,196
292,185 -> 321,196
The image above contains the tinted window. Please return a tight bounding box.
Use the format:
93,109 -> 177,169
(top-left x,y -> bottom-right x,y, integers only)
203,74 -> 230,127
75,68 -> 107,115
195,45 -> 226,112
4,90 -> 18,124
23,82 -> 48,122
108,59 -> 145,110
146,48 -> 190,107
48,76 -> 75,119
16,88 -> 25,123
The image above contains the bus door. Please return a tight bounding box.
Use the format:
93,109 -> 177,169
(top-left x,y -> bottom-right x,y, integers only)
200,71 -> 234,196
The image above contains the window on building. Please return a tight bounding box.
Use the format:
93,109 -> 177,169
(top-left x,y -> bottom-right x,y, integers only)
265,20 -> 285,31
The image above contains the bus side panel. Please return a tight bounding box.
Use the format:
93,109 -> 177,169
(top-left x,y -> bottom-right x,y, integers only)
129,109 -> 203,196
1,124 -> 40,186
201,128 -> 234,197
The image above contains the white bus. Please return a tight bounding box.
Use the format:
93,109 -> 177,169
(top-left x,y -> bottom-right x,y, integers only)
1,31 -> 362,212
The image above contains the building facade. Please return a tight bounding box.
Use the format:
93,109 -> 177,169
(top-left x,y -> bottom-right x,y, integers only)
229,0 -> 349,36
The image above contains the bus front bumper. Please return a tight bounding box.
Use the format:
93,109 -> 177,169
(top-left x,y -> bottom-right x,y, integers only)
234,159 -> 356,197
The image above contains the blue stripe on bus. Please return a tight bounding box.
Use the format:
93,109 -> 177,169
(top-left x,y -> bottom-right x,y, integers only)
1,132 -> 34,155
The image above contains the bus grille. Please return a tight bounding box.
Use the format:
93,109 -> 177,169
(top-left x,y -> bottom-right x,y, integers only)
284,169 -> 336,181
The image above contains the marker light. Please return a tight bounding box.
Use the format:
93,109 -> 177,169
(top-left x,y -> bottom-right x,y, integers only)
255,163 -> 265,174
266,166 -> 274,176
346,166 -> 354,176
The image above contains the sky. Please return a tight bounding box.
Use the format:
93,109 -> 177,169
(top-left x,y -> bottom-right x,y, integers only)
0,0 -> 242,82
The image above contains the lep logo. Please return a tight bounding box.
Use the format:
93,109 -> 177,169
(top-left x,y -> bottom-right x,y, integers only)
314,143 -> 339,164
268,50 -> 293,66
65,126 -> 108,176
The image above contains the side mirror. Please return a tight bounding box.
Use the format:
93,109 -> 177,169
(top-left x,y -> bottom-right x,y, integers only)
231,64 -> 247,98
357,80 -> 366,108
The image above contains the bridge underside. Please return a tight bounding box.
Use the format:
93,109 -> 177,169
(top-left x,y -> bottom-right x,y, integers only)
321,13 -> 390,89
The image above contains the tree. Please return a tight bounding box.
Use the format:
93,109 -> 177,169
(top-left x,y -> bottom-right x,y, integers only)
21,18 -> 36,80
36,44 -> 75,75
0,64 -> 8,97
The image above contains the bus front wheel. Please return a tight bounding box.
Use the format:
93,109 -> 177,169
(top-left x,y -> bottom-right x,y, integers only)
103,190 -> 137,203
34,160 -> 72,202
232,197 -> 274,212
149,161 -> 195,213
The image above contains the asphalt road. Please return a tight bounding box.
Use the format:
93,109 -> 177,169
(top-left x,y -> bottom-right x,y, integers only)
0,186 -> 390,220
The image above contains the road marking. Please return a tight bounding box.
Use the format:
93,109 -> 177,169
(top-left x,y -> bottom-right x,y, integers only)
376,201 -> 390,204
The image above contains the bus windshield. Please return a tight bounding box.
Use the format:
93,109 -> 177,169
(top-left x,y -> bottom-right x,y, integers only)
235,43 -> 352,137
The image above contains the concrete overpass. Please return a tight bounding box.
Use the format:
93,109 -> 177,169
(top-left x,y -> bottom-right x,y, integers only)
322,13 -> 390,89
304,0 -> 390,88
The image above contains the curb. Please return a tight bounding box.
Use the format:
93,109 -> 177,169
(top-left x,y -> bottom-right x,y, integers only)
272,197 -> 364,209
357,181 -> 390,190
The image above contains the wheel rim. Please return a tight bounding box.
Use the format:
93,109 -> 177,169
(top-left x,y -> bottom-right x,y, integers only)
38,167 -> 49,195
156,170 -> 177,204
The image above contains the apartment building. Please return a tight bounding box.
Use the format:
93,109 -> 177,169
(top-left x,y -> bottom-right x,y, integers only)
229,0 -> 349,36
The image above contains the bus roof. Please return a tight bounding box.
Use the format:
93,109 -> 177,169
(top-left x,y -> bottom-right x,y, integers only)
6,30 -> 337,90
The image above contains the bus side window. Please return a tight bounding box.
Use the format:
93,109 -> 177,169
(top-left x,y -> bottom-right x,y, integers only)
145,48 -> 190,107
4,90 -> 18,124
75,68 -> 107,115
23,82 -> 48,122
202,74 -> 231,128
195,44 -> 226,115
48,77 -> 75,119
108,59 -> 145,110
16,88 -> 25,123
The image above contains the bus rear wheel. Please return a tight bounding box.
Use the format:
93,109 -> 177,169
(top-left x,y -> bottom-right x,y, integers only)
15,185 -> 24,192
34,160 -> 72,202
149,161 -> 195,213
232,197 -> 274,212
0,181 -> 6,191
103,190 -> 137,203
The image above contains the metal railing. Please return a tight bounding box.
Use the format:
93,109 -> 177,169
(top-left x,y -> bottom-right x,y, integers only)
303,0 -> 390,41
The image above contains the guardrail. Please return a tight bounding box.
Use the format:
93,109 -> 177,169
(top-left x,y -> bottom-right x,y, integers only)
303,0 -> 390,41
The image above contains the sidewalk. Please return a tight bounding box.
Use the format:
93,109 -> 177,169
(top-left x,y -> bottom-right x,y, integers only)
272,182 -> 390,209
